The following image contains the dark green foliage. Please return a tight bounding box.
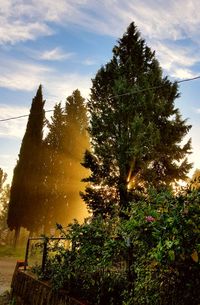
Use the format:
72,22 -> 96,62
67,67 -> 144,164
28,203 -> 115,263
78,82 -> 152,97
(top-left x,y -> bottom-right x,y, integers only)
81,22 -> 192,217
43,90 -> 89,231
7,85 -> 45,237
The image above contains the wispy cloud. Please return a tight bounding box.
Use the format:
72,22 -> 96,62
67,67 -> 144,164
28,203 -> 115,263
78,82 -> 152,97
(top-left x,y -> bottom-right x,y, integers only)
0,56 -> 53,91
171,68 -> 197,80
1,0 -> 200,79
0,104 -> 28,138
0,56 -> 91,98
151,42 -> 200,79
0,153 -> 18,183
33,47 -> 74,61
1,0 -> 200,42
0,56 -> 91,138
0,18 -> 52,45
82,58 -> 97,66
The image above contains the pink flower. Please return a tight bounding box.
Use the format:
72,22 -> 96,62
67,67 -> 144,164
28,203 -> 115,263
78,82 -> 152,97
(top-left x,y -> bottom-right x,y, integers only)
145,215 -> 155,222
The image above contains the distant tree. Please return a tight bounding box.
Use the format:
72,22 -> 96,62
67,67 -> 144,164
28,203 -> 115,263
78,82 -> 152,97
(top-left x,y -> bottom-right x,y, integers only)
0,169 -> 10,241
43,90 -> 89,232
81,22 -> 192,218
7,85 -> 45,244
0,168 -> 7,192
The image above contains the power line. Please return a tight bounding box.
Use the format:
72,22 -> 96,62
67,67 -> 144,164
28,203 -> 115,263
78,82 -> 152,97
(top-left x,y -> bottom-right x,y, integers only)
0,75 -> 200,123
109,75 -> 200,98
0,109 -> 55,122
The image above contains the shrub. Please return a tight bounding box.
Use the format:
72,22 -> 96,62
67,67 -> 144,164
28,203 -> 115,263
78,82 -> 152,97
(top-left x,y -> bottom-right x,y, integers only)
121,188 -> 200,305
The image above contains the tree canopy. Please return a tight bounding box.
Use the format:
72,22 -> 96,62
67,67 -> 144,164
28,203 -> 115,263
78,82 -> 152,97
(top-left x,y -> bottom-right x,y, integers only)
81,22 -> 192,217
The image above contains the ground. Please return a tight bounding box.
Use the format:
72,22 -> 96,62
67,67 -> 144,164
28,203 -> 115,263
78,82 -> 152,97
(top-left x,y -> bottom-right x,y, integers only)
0,291 -> 10,305
0,257 -> 16,294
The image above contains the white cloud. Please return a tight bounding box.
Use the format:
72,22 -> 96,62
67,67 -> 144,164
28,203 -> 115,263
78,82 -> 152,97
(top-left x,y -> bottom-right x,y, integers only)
0,56 -> 91,137
149,42 -> 200,79
82,58 -> 97,66
43,72 -> 91,106
1,0 -> 200,43
0,18 -> 52,45
171,68 -> 196,80
0,59 -> 52,91
1,0 -> 200,80
0,104 -> 28,138
34,47 -> 74,61
153,43 -> 199,69
0,0 -> 86,44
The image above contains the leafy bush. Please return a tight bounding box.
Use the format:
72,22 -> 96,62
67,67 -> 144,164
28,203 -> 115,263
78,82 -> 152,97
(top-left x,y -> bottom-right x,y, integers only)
121,188 -> 200,305
34,218 -> 129,305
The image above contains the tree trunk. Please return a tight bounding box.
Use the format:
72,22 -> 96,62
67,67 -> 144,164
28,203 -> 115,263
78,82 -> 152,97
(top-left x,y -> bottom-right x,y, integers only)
13,227 -> 20,248
119,173 -> 129,219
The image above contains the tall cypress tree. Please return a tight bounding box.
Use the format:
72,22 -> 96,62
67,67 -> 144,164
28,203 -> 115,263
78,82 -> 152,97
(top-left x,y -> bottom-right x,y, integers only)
64,89 -> 89,222
7,85 -> 45,243
81,22 -> 192,217
43,103 -> 68,232
43,90 -> 89,232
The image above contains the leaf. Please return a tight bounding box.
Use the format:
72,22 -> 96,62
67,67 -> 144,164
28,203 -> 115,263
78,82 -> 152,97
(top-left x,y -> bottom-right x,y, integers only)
149,260 -> 158,269
191,250 -> 199,263
168,250 -> 175,262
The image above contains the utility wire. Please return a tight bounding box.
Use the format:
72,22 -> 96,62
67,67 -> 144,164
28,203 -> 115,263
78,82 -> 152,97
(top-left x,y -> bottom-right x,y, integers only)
109,75 -> 200,99
0,75 -> 200,123
0,109 -> 55,122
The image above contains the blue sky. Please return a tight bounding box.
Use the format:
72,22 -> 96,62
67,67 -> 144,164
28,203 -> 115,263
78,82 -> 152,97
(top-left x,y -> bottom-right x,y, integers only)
0,0 -> 200,182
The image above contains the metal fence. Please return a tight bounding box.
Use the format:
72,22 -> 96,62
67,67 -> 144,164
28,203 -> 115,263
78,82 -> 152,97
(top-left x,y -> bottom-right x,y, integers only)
24,237 -> 69,273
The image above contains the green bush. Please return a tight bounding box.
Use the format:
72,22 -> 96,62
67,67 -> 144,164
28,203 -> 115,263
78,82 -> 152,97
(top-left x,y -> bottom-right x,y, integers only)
121,188 -> 200,305
34,218 -> 129,305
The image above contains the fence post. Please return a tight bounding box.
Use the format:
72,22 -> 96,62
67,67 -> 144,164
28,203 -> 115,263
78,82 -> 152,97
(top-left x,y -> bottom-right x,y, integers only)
24,238 -> 30,271
42,239 -> 48,274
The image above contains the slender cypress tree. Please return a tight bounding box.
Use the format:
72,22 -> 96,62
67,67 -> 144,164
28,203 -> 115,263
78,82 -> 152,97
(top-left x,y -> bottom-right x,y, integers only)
7,85 -> 45,243
43,103 -> 68,232
64,90 -> 89,222
81,22 -> 192,217
43,90 -> 89,232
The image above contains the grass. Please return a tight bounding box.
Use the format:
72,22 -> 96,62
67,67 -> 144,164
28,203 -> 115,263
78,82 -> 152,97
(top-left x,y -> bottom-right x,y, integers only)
0,245 -> 25,259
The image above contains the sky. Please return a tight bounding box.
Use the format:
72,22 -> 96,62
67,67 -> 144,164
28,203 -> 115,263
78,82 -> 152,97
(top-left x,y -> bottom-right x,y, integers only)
0,0 -> 200,183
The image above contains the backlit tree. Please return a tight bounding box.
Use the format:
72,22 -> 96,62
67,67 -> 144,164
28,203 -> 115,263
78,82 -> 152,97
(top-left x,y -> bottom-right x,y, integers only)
81,22 -> 192,217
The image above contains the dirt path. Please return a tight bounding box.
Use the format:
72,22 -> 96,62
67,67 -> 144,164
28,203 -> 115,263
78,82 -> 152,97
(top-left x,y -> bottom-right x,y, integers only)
0,257 -> 17,294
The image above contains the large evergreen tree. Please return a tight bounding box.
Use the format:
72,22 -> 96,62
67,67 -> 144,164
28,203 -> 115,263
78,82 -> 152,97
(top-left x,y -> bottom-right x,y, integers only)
7,85 -> 45,243
43,89 -> 89,232
81,22 -> 192,217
